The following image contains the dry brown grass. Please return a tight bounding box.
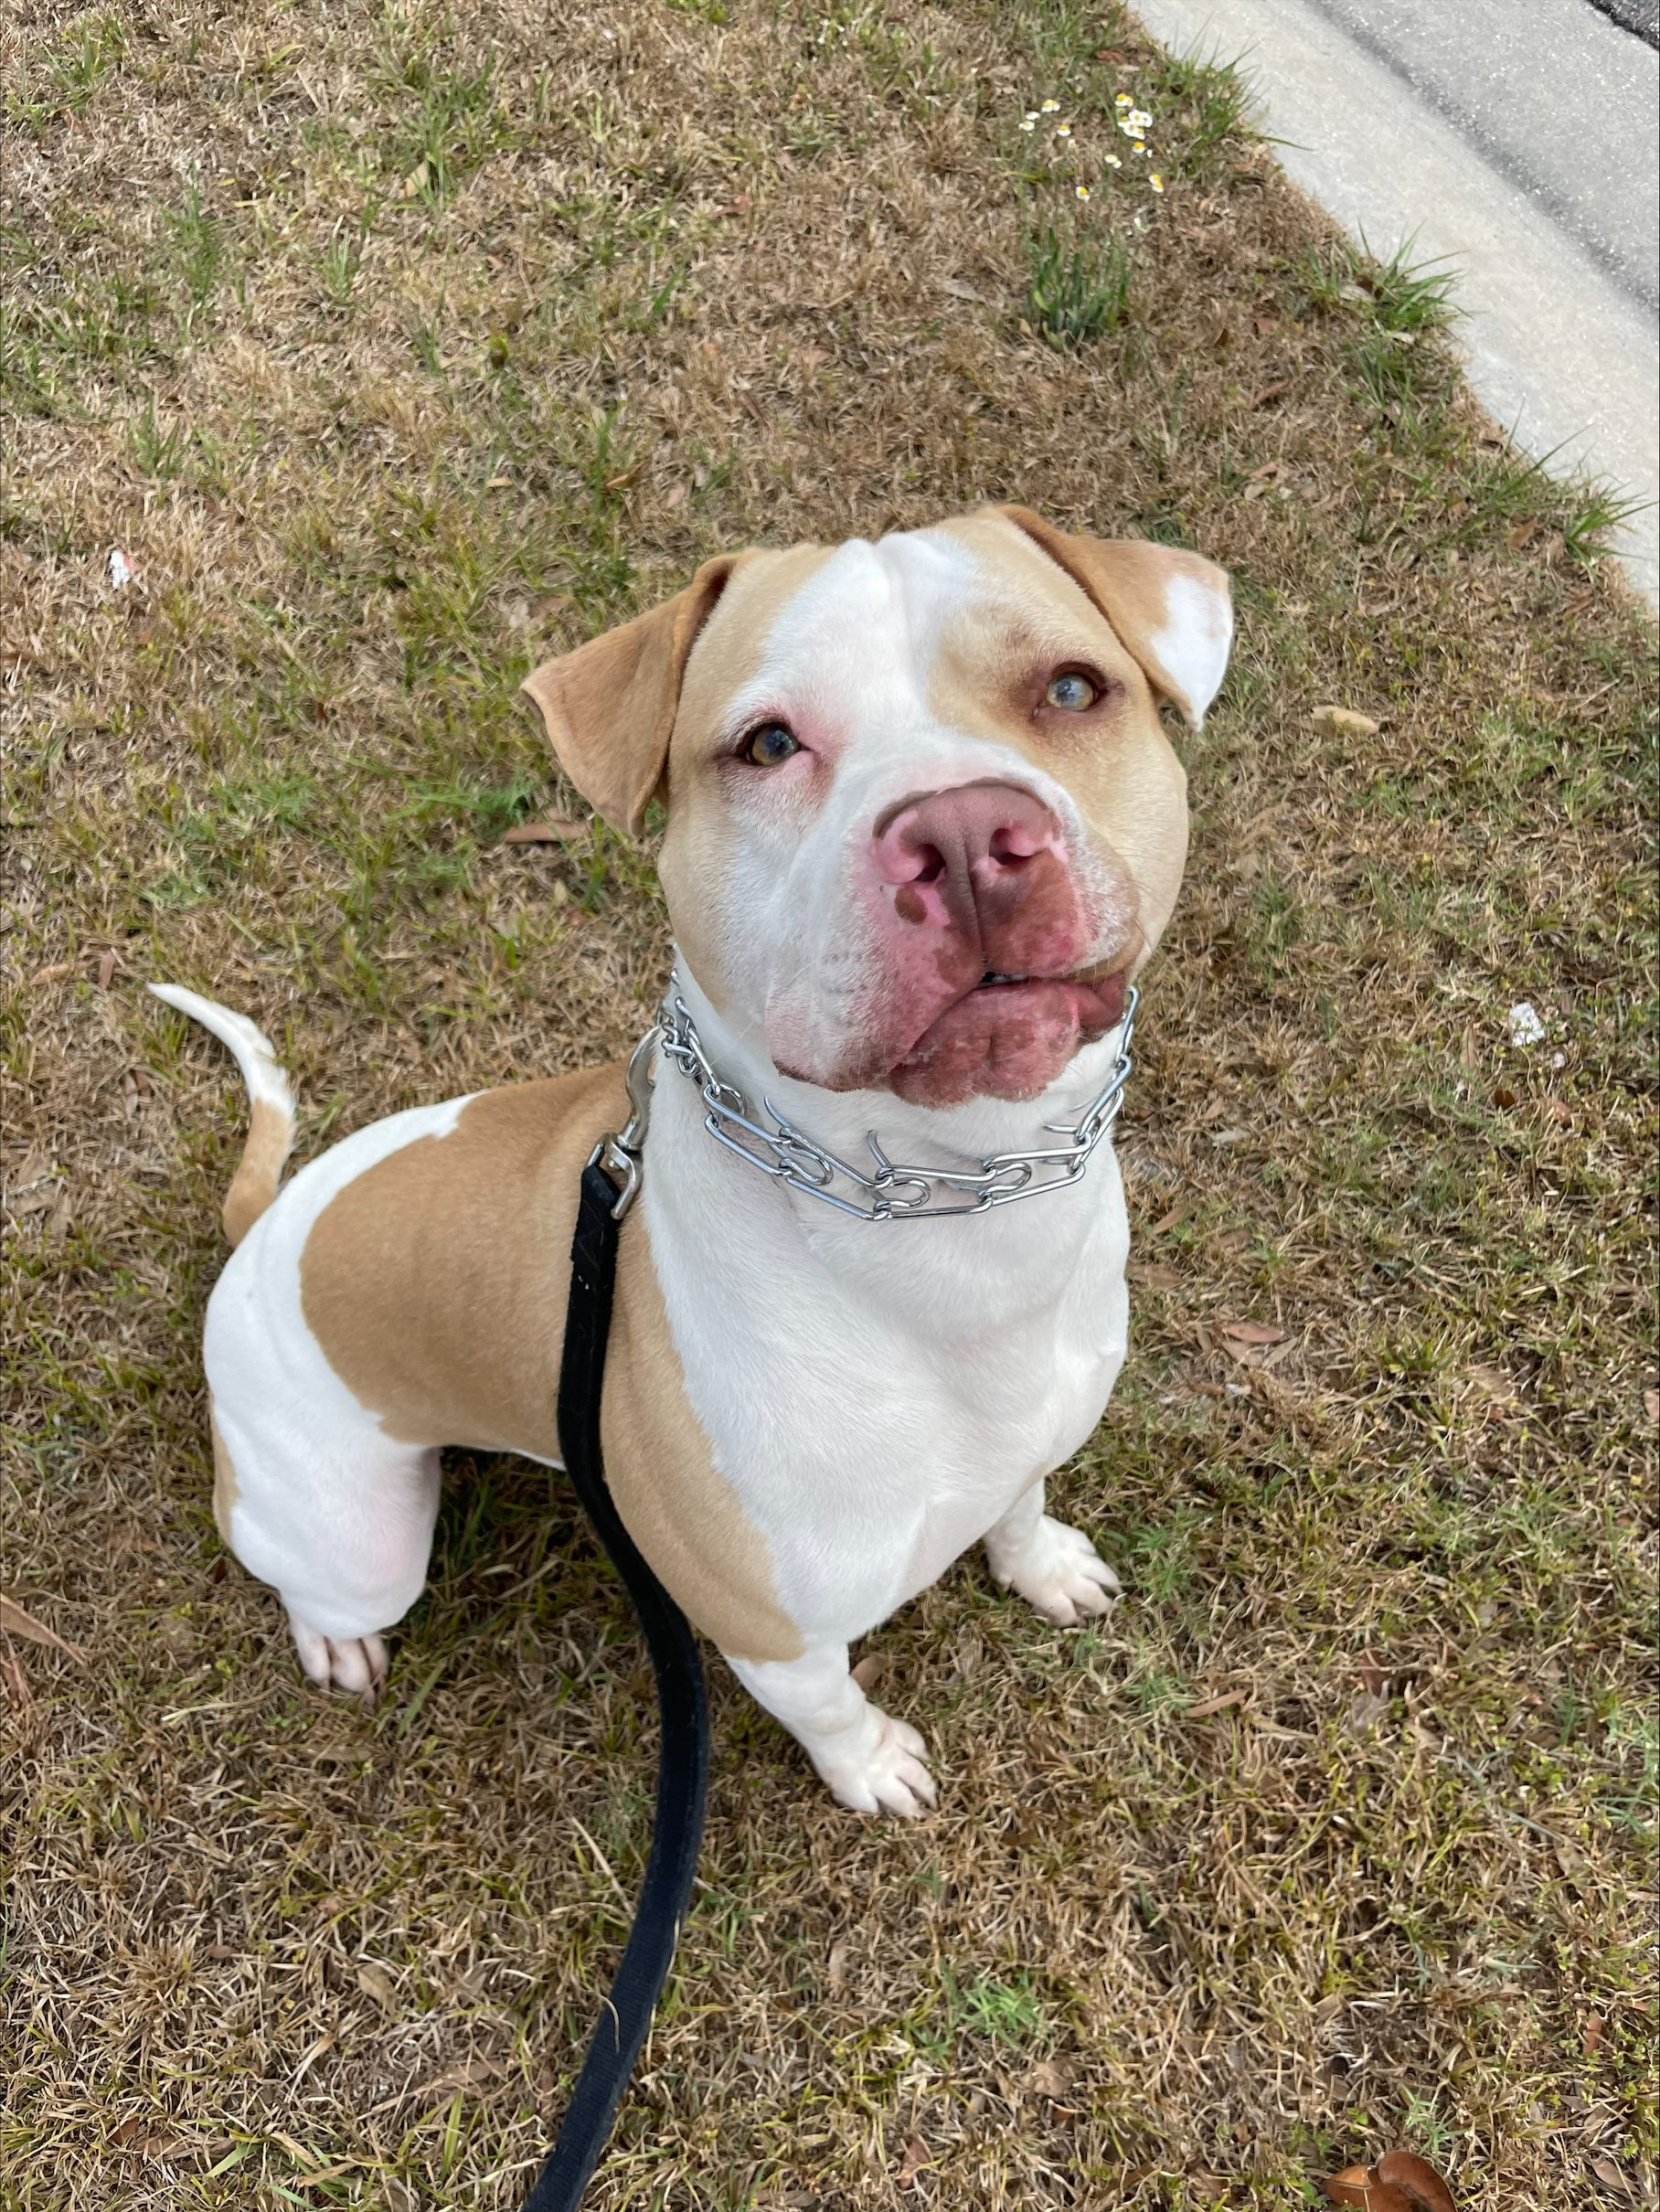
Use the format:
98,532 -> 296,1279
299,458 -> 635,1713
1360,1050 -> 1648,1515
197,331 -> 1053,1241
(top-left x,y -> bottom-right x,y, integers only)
4,2 -> 1656,2207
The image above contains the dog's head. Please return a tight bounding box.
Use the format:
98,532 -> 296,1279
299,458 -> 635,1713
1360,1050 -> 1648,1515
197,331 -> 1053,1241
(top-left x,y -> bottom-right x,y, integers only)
524,506 -> 1229,1109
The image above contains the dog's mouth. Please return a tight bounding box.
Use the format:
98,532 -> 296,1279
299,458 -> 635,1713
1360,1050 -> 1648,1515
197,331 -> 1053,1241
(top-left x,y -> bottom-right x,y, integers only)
885,963 -> 1131,1107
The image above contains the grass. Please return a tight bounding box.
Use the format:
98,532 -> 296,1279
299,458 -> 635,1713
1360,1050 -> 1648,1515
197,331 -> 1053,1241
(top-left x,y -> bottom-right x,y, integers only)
3,1 -> 1656,2208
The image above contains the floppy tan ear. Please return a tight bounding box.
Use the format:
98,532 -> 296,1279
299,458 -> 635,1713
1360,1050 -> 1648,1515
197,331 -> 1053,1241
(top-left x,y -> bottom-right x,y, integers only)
520,555 -> 740,835
995,505 -> 1233,725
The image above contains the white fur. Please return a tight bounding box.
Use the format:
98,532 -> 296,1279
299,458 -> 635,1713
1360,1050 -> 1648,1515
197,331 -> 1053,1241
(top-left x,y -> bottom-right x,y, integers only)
1151,569 -> 1233,726
150,983 -> 294,1115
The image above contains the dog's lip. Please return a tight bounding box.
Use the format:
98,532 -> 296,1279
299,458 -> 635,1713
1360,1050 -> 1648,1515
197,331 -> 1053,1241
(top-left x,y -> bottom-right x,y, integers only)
970,957 -> 1125,994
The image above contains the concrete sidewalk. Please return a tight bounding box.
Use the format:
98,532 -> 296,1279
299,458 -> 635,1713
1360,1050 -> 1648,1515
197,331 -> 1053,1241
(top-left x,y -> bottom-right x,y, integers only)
1134,0 -> 1660,602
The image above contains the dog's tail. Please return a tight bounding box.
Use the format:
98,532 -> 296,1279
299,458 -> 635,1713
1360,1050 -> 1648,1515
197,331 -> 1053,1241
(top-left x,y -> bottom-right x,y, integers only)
149,985 -> 297,1247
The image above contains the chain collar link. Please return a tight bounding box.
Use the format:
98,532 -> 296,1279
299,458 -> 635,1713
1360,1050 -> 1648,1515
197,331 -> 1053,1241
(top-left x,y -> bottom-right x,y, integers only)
621,973 -> 1136,1223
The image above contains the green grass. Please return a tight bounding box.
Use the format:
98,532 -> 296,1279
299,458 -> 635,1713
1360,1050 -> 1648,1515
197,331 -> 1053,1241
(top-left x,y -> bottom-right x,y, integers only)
1026,222 -> 1133,345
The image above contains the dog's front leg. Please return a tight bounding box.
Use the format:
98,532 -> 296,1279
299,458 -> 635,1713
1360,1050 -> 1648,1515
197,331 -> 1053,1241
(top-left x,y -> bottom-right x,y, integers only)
724,1644 -> 937,1816
984,1478 -> 1121,1627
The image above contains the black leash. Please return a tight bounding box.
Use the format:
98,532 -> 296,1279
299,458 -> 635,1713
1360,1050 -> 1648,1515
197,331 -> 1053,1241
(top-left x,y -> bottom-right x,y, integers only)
519,1151 -> 710,2211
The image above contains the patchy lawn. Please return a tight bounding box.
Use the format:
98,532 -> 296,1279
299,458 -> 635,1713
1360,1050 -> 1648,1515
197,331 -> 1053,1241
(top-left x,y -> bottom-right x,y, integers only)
4,2 -> 1655,2207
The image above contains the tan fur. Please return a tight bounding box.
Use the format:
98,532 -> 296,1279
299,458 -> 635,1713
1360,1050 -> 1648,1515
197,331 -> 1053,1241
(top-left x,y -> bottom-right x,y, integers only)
522,554 -> 745,835
223,1097 -> 293,1248
209,1407 -> 239,1543
298,1069 -> 798,1659
992,505 -> 1229,725
603,1226 -> 804,1663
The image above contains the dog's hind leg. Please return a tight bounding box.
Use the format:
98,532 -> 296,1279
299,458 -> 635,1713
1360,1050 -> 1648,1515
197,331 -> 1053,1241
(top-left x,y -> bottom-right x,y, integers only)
208,1395 -> 441,1701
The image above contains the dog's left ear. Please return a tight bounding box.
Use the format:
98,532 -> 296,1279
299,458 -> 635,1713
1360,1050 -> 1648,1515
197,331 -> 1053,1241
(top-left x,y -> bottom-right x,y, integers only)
521,555 -> 741,835
995,505 -> 1233,726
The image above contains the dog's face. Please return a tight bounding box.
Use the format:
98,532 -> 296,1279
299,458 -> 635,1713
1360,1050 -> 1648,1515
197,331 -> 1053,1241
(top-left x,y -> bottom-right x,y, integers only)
526,507 -> 1230,1108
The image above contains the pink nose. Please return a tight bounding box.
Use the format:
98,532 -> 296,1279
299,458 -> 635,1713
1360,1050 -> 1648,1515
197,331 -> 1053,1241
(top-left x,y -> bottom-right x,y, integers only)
873,781 -> 1061,908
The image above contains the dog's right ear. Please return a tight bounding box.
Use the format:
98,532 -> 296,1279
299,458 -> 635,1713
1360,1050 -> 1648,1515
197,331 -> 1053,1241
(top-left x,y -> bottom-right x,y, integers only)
521,555 -> 740,836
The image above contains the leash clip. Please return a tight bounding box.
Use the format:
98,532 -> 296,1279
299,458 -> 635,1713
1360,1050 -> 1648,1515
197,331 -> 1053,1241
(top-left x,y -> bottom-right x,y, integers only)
588,1025 -> 658,1221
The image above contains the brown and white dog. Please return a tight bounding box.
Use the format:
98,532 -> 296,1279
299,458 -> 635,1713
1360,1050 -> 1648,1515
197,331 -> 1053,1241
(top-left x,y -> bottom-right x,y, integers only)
154,505 -> 1230,1815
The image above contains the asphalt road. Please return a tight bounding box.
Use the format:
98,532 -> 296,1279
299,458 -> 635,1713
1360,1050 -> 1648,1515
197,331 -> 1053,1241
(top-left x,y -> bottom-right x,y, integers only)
1133,0 -> 1660,601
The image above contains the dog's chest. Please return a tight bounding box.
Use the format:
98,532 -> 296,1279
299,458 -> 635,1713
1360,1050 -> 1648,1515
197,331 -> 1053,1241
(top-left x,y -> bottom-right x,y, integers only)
648,1137 -> 1132,1642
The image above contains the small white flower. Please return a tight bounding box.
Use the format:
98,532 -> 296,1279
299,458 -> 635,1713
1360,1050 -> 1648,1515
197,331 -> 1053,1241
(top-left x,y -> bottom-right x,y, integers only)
1025,110 -> 1038,121
1103,153 -> 1123,169
1506,1001 -> 1547,1048
1055,122 -> 1071,137
1115,92 -> 1133,110
1149,171 -> 1165,191
1075,184 -> 1091,199
1128,107 -> 1153,128
1019,117 -> 1036,131
1040,98 -> 1061,112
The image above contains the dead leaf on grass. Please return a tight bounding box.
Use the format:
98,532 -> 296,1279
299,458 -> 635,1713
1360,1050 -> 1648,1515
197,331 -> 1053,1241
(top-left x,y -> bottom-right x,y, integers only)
896,2134 -> 931,2185
1325,2154 -> 1458,2210
1375,2154 -> 1458,2212
1250,378 -> 1292,406
1643,1388 -> 1658,1425
502,820 -> 583,845
851,1652 -> 887,1692
1589,2154 -> 1634,2196
1221,1321 -> 1285,1346
0,1595 -> 86,1660
1186,1688 -> 1248,1717
356,1962 -> 397,2009
98,948 -> 117,987
1310,705 -> 1381,738
1024,2058 -> 1071,2099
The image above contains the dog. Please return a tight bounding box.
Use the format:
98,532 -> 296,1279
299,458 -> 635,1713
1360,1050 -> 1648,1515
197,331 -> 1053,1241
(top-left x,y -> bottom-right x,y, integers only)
154,504 -> 1230,1815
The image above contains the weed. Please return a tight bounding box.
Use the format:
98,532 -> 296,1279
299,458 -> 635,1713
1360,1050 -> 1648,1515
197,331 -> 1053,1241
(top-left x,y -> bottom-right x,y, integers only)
1026,222 -> 1133,345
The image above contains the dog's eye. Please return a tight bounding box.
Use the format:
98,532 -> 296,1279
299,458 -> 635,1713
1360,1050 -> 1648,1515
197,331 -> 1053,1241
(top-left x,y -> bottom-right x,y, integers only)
738,720 -> 801,767
1045,671 -> 1099,712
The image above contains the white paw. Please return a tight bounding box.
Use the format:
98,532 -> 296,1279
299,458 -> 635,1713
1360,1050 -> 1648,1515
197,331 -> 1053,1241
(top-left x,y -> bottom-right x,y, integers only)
815,1707 -> 938,1818
996,1515 -> 1121,1627
289,1614 -> 388,1703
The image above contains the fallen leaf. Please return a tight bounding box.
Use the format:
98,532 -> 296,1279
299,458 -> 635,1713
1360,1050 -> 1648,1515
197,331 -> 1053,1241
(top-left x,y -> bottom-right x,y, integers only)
663,483 -> 687,509
1506,516 -> 1539,549
941,276 -> 984,303
1250,378 -> 1291,406
1310,705 -> 1381,738
1590,2155 -> 1633,2196
1468,1364 -> 1516,1405
1221,1321 -> 1285,1346
1643,1388 -> 1658,1425
1375,2153 -> 1458,2212
98,948 -> 117,987
1151,1200 -> 1189,1234
1025,2058 -> 1071,2099
1094,46 -> 1132,61
1582,2012 -> 1604,2056
897,2134 -> 931,2184
356,1962 -> 397,2008
399,158 -> 429,197
851,1651 -> 887,1692
31,960 -> 75,984
602,463 -> 644,494
502,819 -> 583,845
1186,1688 -> 1247,1717
0,1595 -> 86,1661
1323,2169 -> 1415,2211
825,1938 -> 848,1990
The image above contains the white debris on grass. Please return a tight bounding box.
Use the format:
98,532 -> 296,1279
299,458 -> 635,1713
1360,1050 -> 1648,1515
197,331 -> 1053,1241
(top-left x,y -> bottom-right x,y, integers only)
108,548 -> 135,590
1506,1000 -> 1547,1048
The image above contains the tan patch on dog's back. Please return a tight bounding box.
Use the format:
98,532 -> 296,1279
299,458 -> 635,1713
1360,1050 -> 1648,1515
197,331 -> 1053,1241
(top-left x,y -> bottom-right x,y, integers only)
300,1069 -> 620,1456
299,1066 -> 801,1660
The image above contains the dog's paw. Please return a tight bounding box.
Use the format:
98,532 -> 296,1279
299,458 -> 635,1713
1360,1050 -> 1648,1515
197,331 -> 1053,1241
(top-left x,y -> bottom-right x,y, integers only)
289,1614 -> 388,1704
815,1707 -> 937,1818
995,1515 -> 1121,1627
